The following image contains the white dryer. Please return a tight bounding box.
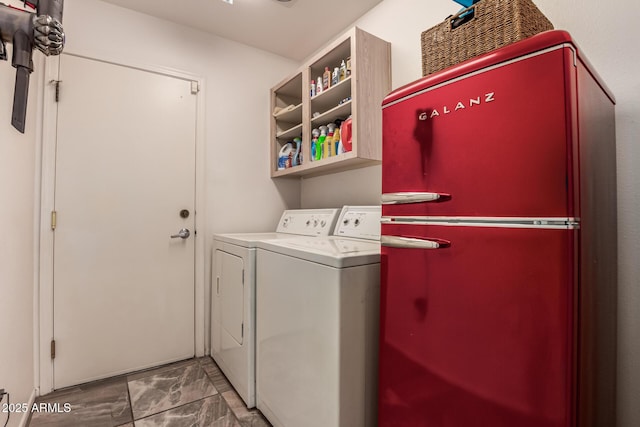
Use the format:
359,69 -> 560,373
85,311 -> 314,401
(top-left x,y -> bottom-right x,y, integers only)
211,209 -> 340,408
255,206 -> 381,427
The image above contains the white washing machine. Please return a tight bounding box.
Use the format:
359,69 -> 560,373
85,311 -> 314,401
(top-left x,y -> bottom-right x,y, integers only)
255,206 -> 381,427
211,208 -> 340,408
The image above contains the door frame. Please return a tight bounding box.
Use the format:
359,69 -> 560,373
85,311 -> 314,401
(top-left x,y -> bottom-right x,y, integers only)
36,52 -> 207,393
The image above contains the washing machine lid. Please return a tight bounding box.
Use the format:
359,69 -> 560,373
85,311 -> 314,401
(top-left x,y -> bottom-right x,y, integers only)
213,208 -> 341,248
257,237 -> 380,268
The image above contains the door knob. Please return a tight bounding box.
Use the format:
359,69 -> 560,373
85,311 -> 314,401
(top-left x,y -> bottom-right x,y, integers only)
170,228 -> 190,239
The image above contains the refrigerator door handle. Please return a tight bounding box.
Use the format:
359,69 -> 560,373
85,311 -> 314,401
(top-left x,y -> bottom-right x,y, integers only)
381,235 -> 451,249
381,192 -> 451,205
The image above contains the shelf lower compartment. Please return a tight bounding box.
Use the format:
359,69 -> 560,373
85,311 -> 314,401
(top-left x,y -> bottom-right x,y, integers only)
311,101 -> 351,128
271,151 -> 380,178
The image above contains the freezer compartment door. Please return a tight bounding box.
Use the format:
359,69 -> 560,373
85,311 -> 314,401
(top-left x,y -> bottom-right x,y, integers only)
382,47 -> 576,218
378,223 -> 576,427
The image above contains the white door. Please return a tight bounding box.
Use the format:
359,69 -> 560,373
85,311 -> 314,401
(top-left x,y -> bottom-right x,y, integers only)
53,55 -> 197,388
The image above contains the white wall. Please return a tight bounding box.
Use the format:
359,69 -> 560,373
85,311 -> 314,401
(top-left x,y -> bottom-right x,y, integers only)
302,1 -> 640,426
1,0 -> 299,416
0,12 -> 38,427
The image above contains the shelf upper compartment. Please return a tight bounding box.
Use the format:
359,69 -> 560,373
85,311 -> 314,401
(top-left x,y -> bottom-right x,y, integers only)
273,103 -> 303,124
310,77 -> 351,114
310,38 -> 350,81
275,73 -> 303,99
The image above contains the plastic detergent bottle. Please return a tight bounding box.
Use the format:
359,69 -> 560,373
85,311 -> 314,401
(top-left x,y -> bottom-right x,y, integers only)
310,80 -> 316,97
332,67 -> 339,86
323,67 -> 331,90
292,137 -> 302,167
326,123 -> 336,157
311,128 -> 319,161
277,143 -> 293,170
341,116 -> 353,152
316,76 -> 323,94
317,126 -> 328,160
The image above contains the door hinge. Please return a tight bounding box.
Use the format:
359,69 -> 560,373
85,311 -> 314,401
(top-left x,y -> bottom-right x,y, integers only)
50,80 -> 61,102
51,210 -> 57,230
190,81 -> 199,94
50,339 -> 56,359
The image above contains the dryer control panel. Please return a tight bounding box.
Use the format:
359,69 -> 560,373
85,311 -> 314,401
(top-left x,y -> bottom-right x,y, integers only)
276,209 -> 340,236
334,206 -> 381,240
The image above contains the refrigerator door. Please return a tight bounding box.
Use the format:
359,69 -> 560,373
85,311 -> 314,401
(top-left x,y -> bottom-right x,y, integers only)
382,47 -> 576,218
378,223 -> 576,427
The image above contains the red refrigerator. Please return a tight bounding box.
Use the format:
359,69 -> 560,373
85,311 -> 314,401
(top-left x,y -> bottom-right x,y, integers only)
378,31 -> 617,427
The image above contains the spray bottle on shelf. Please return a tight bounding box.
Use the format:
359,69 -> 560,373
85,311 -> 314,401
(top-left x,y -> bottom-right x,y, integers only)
326,123 -> 336,158
311,128 -> 320,161
317,126 -> 328,160
332,67 -> 339,86
310,80 -> 316,97
316,76 -> 323,95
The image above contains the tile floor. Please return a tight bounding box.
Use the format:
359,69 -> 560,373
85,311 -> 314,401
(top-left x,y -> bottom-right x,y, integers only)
27,357 -> 271,427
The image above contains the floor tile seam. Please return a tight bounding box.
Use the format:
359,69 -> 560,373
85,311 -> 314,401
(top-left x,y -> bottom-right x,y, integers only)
198,360 -> 252,422
130,391 -> 223,422
125,378 -> 135,424
218,393 -> 261,423
126,359 -> 201,384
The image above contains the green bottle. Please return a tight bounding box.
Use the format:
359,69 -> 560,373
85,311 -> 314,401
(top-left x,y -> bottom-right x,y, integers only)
317,126 -> 328,161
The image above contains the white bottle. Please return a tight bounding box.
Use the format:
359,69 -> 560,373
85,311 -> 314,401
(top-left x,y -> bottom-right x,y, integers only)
339,60 -> 347,81
332,67 -> 339,86
316,76 -> 323,94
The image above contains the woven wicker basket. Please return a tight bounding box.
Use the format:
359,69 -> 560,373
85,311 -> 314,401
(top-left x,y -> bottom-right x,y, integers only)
421,0 -> 553,76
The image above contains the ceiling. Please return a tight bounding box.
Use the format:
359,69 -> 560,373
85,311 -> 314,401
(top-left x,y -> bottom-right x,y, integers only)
99,0 -> 383,61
